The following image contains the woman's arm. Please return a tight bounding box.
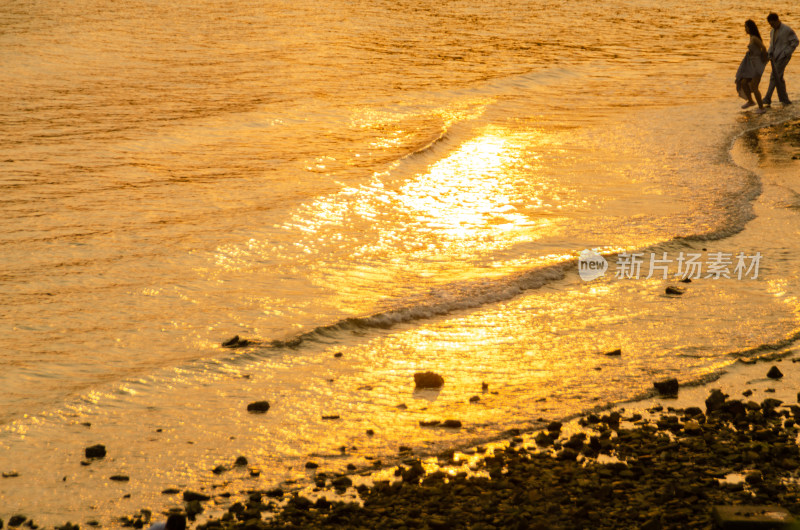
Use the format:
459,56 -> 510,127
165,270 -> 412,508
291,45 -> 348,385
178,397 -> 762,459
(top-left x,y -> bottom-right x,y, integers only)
752,35 -> 767,53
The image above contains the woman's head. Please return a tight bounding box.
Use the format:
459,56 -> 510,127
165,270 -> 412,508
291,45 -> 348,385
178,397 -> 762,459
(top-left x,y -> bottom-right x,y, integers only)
745,19 -> 762,40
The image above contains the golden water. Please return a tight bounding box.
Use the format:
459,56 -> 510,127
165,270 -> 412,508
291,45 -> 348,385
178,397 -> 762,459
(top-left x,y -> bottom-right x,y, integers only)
2,0 -> 800,524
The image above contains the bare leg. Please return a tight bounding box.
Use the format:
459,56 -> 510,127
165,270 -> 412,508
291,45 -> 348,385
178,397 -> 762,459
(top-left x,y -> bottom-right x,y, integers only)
750,79 -> 764,109
741,89 -> 755,108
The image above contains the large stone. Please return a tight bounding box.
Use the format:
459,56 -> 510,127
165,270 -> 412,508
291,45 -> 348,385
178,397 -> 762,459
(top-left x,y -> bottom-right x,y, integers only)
8,516 -> 25,527
414,372 -> 444,389
653,378 -> 679,396
767,366 -> 783,379
331,476 -> 353,490
246,401 -> 270,413
183,490 -> 211,502
705,389 -> 727,413
185,500 -> 203,519
85,444 -> 106,459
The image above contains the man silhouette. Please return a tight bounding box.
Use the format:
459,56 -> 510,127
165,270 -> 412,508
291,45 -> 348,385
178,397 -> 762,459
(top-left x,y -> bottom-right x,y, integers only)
763,13 -> 799,106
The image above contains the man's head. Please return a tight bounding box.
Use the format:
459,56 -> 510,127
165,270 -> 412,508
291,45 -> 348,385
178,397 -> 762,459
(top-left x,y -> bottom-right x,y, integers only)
767,13 -> 781,30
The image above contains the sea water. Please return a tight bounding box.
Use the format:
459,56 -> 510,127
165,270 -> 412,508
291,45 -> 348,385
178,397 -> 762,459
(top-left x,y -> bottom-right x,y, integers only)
2,0 -> 800,524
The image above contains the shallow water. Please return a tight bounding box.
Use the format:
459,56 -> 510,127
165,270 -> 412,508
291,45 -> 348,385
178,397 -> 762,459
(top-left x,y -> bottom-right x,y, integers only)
3,0 -> 800,524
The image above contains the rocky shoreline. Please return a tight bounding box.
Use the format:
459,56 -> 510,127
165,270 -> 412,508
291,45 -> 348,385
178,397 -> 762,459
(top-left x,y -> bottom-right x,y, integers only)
207,368 -> 800,529
140,360 -> 800,528
7,358 -> 800,530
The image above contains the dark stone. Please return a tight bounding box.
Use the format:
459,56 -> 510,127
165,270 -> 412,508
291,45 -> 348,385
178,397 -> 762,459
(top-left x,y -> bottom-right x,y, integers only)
547,421 -> 563,432
469,395 -> 480,403
2,471 -> 19,478
414,371 -> 444,389
305,462 -> 319,469
665,286 -> 685,295
8,517 -> 25,528
722,400 -> 746,418
705,389 -> 727,413
679,277 -> 692,283
419,420 -> 440,427
322,415 -> 340,420
234,456 -> 248,466
265,488 -> 284,498
441,419 -> 462,428
401,461 -> 425,483
563,433 -> 586,450
366,429 -> 375,435
212,465 -> 227,475
558,448 -> 579,460
246,401 -> 270,413
289,496 -> 313,511
331,476 -> 353,489
183,491 -> 211,502
333,352 -> 343,358
222,335 -> 251,348
161,488 -> 180,494
185,500 -> 203,519
712,505 -> 794,528
654,378 -> 679,396
767,366 -> 784,379
605,349 -> 622,356
109,475 -> 130,482
761,398 -> 783,410
84,444 -> 106,459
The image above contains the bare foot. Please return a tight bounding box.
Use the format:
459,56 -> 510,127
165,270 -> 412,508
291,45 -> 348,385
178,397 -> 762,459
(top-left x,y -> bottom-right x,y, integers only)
741,101 -> 756,109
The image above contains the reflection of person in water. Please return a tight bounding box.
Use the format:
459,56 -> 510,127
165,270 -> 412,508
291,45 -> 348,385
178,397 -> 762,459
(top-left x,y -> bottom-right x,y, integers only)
763,13 -> 799,106
735,19 -> 769,114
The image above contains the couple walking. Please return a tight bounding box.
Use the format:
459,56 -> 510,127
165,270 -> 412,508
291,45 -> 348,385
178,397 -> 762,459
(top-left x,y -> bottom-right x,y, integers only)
736,13 -> 799,113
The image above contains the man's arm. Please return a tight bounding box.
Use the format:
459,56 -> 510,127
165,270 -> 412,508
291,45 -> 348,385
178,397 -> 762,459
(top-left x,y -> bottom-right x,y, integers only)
787,26 -> 799,55
768,29 -> 775,57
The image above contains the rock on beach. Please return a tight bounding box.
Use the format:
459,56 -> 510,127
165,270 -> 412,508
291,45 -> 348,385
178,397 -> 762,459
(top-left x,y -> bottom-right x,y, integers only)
84,444 -> 106,459
246,401 -> 270,413
767,365 -> 784,379
413,371 -> 444,389
653,378 -> 679,396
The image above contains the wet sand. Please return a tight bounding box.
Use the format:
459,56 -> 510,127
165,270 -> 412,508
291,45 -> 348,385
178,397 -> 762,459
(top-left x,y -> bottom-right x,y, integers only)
78,352 -> 800,530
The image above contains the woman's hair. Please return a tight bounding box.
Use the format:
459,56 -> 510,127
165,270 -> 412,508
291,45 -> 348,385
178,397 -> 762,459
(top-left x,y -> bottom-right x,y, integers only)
745,19 -> 762,40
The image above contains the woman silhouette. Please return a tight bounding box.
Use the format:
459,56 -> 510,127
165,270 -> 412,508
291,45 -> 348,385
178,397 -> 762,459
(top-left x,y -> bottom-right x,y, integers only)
736,19 -> 769,113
